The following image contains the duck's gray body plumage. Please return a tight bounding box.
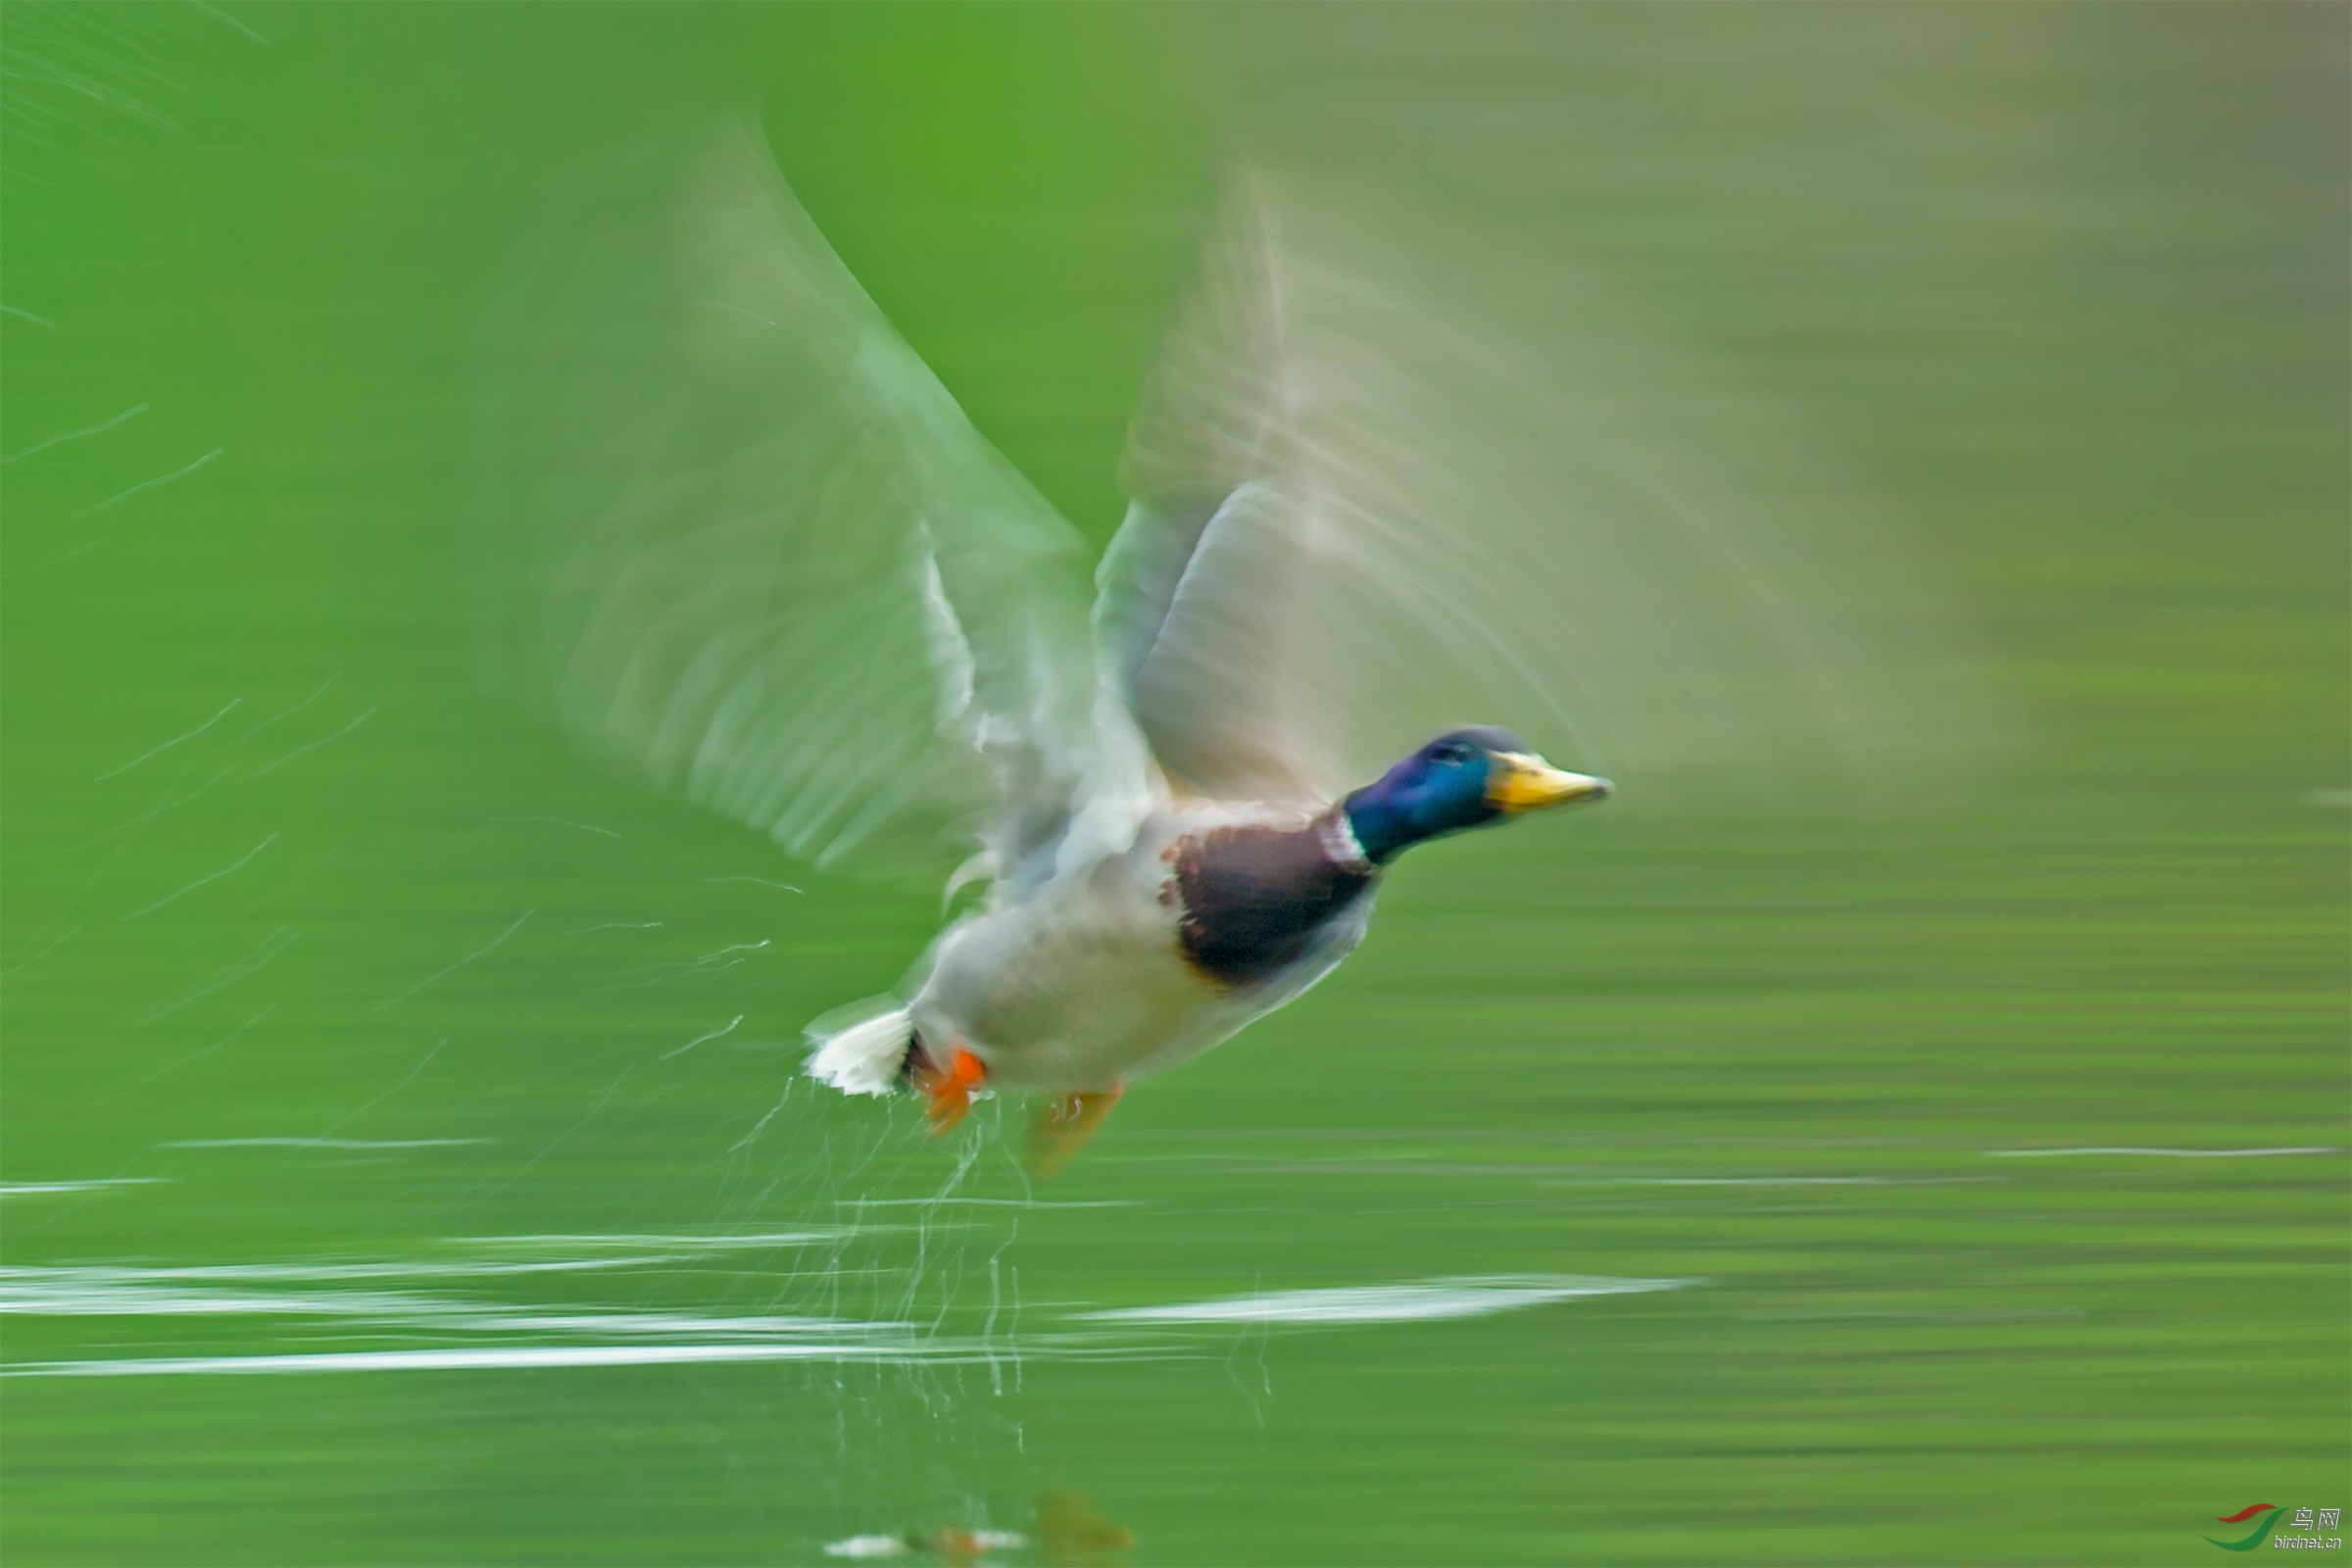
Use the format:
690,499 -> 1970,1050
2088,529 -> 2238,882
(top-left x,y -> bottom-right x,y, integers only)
907,805 -> 1375,1092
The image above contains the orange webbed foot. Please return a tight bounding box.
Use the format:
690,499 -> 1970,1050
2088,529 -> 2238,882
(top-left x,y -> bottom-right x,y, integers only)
1029,1082 -> 1124,1177
912,1046 -> 988,1135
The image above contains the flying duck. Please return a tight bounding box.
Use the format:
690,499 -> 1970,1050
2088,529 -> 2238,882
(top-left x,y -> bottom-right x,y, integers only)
813,722 -> 1603,1162
498,122 -> 1936,1167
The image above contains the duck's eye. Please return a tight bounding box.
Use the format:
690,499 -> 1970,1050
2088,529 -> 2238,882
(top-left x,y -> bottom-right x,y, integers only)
1430,742 -> 1475,765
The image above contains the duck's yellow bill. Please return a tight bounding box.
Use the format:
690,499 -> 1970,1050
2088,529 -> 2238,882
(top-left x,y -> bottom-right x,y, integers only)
1486,753 -> 1612,813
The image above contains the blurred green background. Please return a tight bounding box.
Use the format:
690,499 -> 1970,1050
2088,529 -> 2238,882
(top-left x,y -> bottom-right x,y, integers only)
3,4 -> 2344,1563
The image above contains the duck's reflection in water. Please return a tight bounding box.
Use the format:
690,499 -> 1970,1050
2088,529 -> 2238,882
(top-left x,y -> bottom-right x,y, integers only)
823,1491 -> 1134,1566
1032,1493 -> 1137,1567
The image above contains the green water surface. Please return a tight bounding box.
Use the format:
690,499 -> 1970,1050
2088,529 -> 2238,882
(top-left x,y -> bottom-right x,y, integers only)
4,5 -> 2345,1564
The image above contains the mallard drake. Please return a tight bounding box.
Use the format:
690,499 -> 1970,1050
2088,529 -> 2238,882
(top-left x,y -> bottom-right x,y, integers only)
502,122 -> 1953,1165
809,722 -> 1604,1157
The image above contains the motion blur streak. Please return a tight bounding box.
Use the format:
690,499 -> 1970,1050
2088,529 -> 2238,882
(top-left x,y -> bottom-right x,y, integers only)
503,130 -> 1999,870
1110,172 -> 1999,811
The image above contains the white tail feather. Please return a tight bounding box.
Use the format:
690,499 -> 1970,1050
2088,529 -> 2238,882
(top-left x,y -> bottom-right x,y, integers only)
804,998 -> 914,1097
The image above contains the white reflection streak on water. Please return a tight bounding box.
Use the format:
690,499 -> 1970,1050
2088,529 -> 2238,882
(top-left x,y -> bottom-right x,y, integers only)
17,1346 -> 960,1377
451,1230 -> 871,1252
838,1198 -> 1138,1209
0,1179 -> 171,1198
2,1277 -> 454,1317
164,1137 -> 491,1150
0,1239 -> 1686,1376
1072,1274 -> 1694,1326
1984,1147 -> 2343,1158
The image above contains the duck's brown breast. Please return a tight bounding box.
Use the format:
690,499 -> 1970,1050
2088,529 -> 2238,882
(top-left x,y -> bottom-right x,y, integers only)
1165,815 -> 1376,988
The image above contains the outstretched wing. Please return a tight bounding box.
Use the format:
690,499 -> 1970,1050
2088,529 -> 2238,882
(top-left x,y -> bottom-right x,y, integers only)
492,120 -> 1138,883
1101,173 -> 1990,808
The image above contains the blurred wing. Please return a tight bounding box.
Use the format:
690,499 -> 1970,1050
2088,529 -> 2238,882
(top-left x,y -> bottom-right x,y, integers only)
1102,173 -> 1993,808
493,121 -> 1127,880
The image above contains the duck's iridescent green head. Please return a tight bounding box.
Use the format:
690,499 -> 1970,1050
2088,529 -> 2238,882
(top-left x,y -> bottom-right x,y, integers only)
1341,726 -> 1610,865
